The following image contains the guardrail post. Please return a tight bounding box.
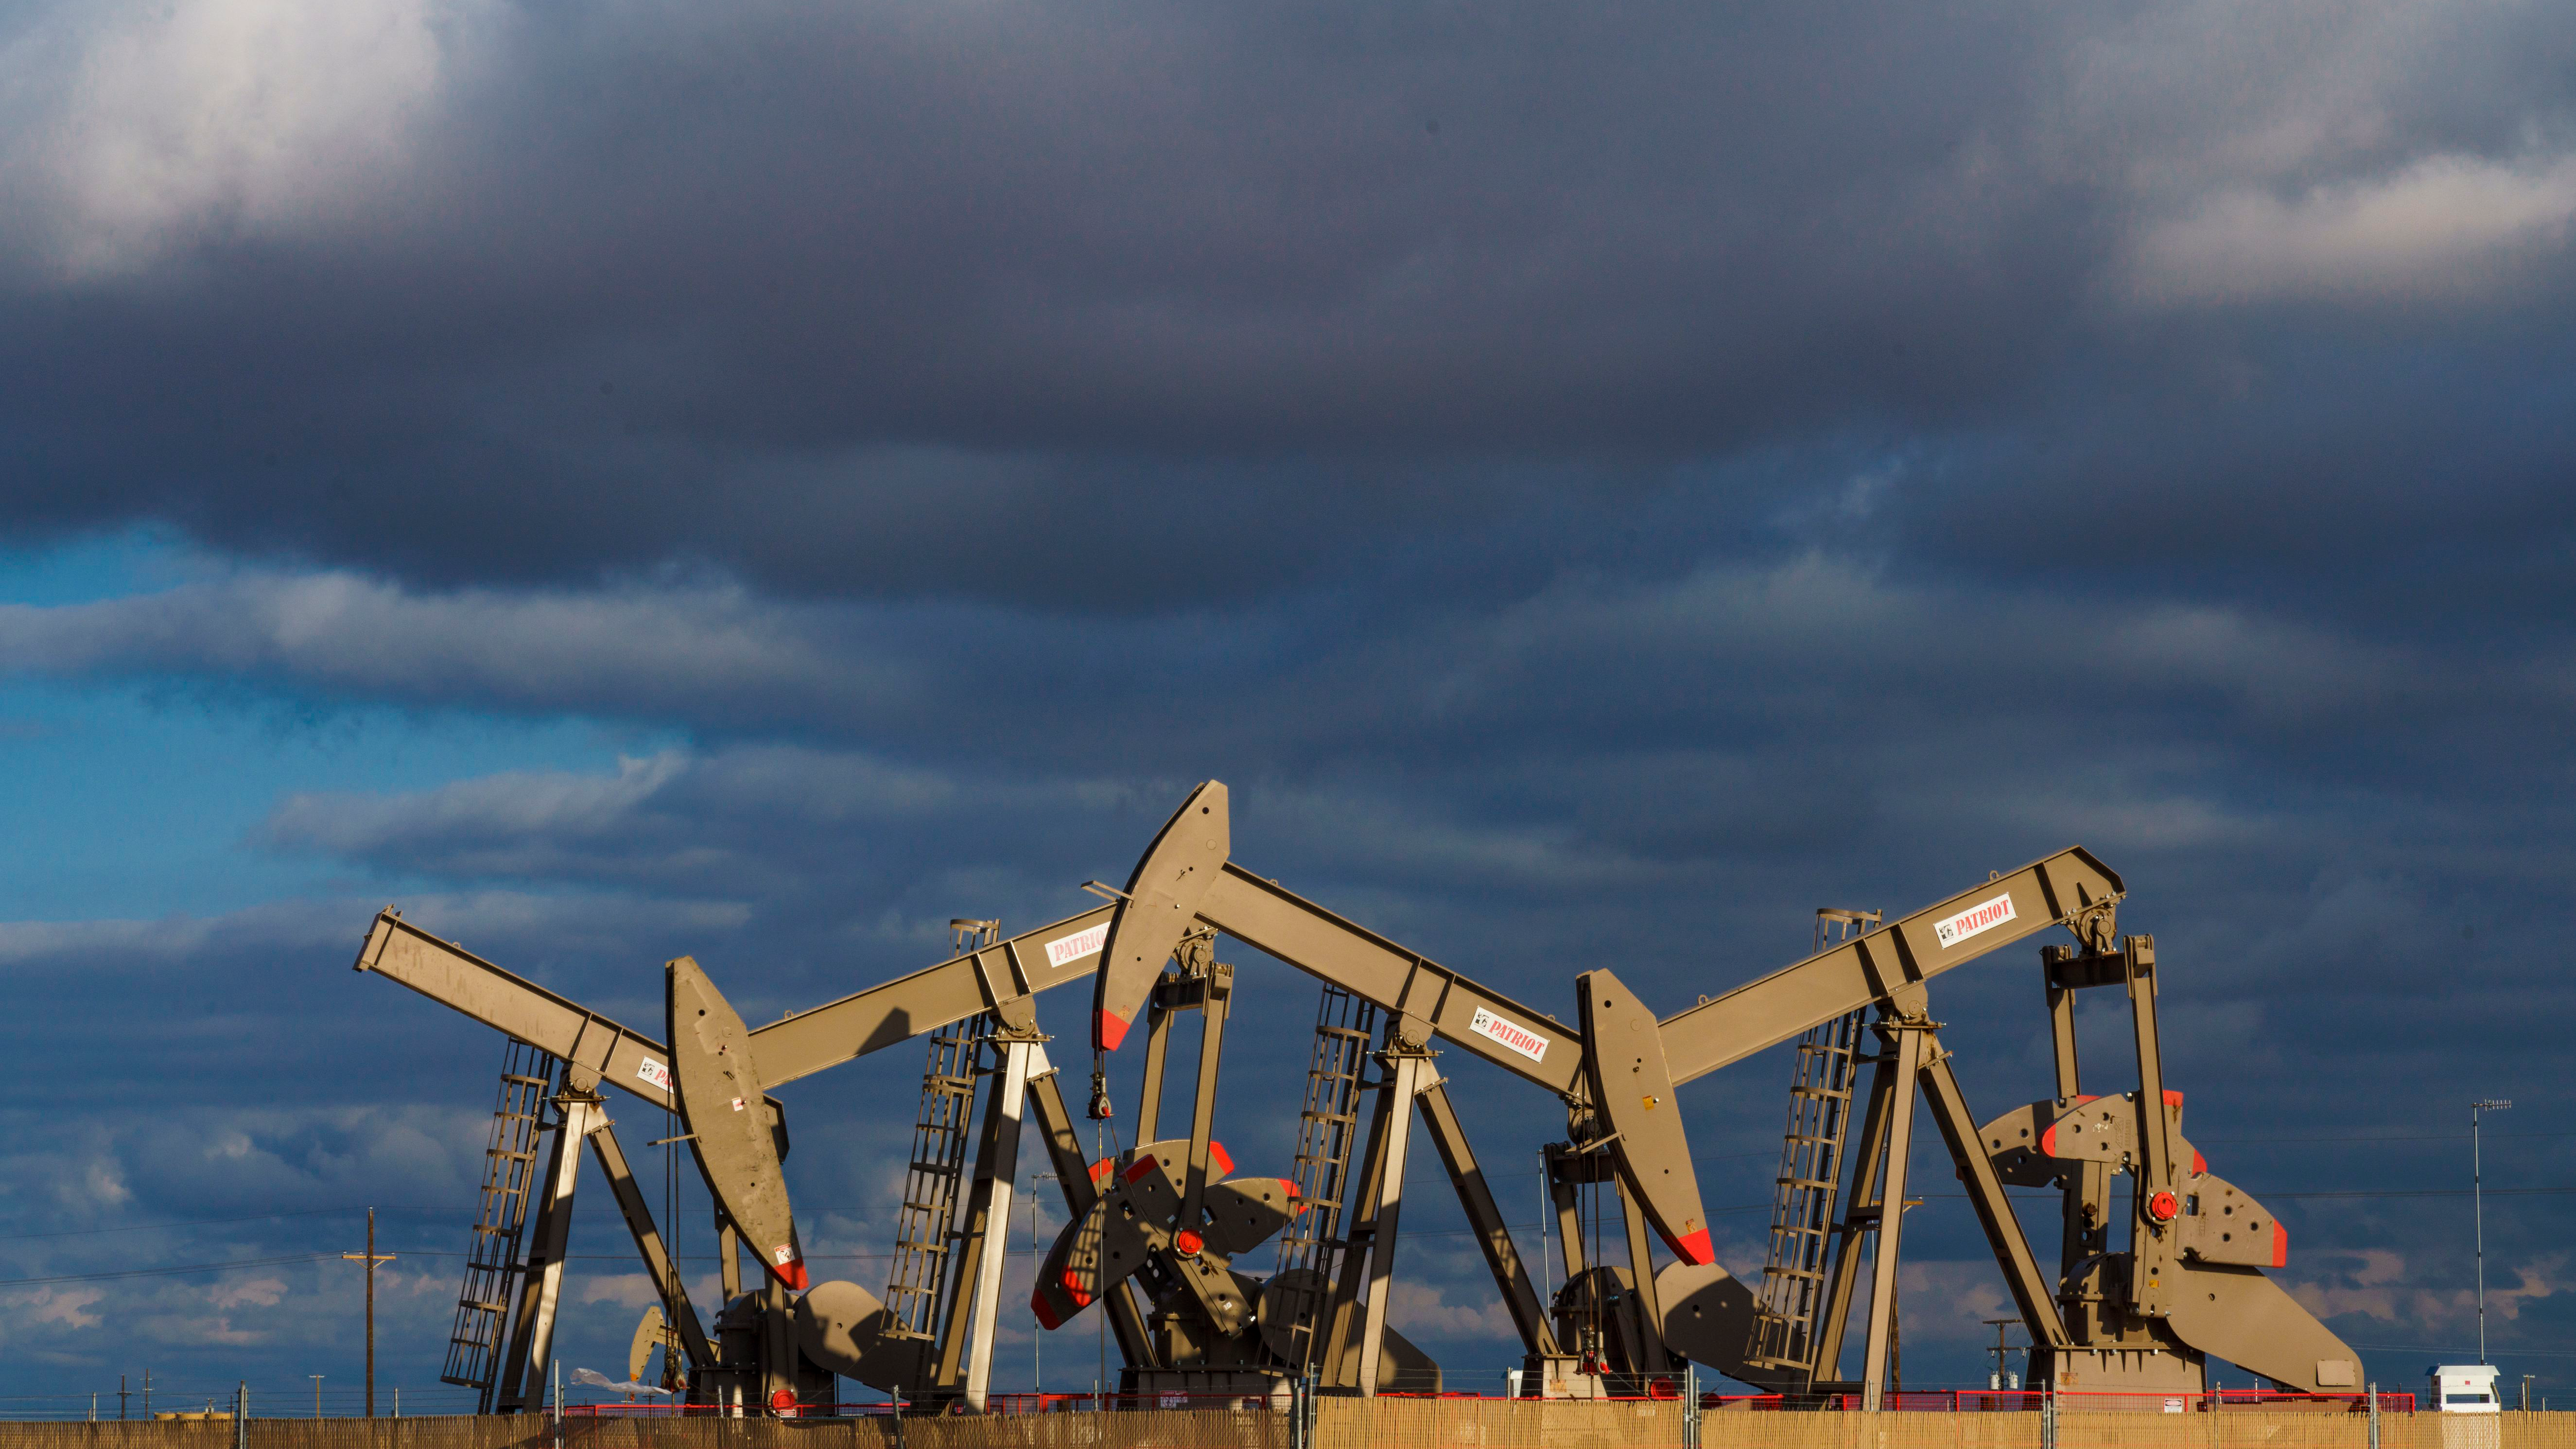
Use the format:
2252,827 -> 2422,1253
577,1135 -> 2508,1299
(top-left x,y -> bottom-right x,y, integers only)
2369,1385 -> 2381,1449
2041,1385 -> 2058,1449
1684,1365 -> 1701,1449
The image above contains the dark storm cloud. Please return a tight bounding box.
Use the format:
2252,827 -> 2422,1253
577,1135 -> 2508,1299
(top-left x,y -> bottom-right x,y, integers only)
9,0 -> 2576,1396
5,0 -> 2575,613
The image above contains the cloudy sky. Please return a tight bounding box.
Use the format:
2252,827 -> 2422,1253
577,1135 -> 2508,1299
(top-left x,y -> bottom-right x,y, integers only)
4,0 -> 2575,1412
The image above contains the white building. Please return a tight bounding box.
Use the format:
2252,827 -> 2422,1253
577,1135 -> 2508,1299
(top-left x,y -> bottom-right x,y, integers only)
2431,1365 -> 2502,1414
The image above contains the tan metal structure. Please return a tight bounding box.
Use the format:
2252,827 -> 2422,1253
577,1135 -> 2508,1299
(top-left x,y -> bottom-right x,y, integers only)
353,905 -> 1141,1411
1085,781 -> 2354,1402
357,776 -> 2359,1414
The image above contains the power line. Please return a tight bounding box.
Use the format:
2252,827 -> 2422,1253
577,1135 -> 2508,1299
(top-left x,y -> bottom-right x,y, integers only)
0,1253 -> 341,1288
0,1206 -> 445,1243
2351,1342 -> 2576,1361
2202,1131 -> 2576,1146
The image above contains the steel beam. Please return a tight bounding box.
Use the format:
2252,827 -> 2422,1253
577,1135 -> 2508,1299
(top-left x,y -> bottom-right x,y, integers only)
583,1115 -> 716,1373
1809,1044 -> 1896,1384
1179,964 -> 1232,1233
1023,1065 -> 1155,1367
1857,1024 -> 1923,1411
1914,1041 -> 2070,1348
496,1088 -> 595,1412
1416,1082 -> 1557,1356
957,1039 -> 1037,1410
1656,851 -> 2124,1087
1356,1047 -> 1431,1396
1616,1177 -> 1672,1373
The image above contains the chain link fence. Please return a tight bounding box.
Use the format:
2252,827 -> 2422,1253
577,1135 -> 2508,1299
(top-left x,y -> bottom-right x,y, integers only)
8,1406 -> 2576,1449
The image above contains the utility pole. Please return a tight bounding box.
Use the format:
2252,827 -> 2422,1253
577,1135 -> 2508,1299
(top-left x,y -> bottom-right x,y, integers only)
118,1375 -> 128,1421
310,1376 -> 325,1421
2474,1099 -> 2511,1363
1984,1319 -> 2024,1391
342,1207 -> 399,1416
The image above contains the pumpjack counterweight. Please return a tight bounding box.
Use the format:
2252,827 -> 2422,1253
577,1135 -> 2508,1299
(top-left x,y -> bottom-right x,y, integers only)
442,1041 -> 560,1411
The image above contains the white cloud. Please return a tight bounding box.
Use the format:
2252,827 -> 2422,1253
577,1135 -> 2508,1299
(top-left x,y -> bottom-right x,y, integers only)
0,570 -> 925,733
209,1276 -> 286,1310
2125,152 -> 2576,309
82,1159 -> 133,1210
1387,1278 -> 1520,1341
2,0 -> 485,280
2290,1250 -> 2567,1329
576,1274 -> 667,1313
14,1287 -> 106,1330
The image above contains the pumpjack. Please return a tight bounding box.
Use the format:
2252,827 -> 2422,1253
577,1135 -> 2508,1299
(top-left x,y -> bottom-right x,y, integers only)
354,906 -> 1148,1412
352,776 -> 2360,1414
1080,782 -> 2360,1402
1658,918 -> 2360,1402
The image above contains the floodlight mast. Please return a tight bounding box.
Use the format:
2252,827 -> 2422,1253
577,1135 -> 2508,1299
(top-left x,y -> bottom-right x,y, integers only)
2474,1098 -> 2512,1363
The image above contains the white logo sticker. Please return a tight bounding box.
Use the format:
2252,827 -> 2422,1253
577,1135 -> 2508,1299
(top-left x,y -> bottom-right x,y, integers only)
773,1245 -> 793,1266
731,1097 -> 747,1113
1044,923 -> 1110,968
1932,891 -> 2018,949
635,1058 -> 673,1093
1467,1008 -> 1549,1064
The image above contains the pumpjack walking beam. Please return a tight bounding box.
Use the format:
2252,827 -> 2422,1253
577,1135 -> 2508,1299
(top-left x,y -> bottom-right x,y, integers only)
354,902 -> 1120,1114
1090,782 -> 2126,1292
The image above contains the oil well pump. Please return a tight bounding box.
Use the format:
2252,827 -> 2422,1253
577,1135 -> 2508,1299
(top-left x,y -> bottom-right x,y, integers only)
1077,781 -> 2359,1403
352,776 -> 2362,1413
353,906 -> 1141,1412
1651,896 -> 2363,1401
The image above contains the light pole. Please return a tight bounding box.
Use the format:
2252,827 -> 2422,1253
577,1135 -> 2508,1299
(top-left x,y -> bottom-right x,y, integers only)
1032,1172 -> 1059,1395
2474,1099 -> 2512,1363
